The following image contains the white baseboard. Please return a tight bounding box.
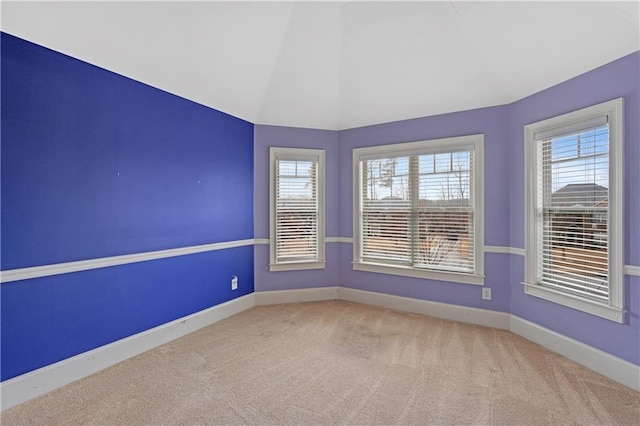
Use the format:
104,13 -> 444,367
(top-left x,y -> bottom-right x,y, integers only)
3,287 -> 637,411
255,287 -> 339,305
510,315 -> 639,391
0,294 -> 255,411
338,287 -> 510,330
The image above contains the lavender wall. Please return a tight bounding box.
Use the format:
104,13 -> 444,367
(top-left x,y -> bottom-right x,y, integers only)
253,52 -> 639,367
337,105 -> 511,246
336,106 -> 511,312
254,125 -> 339,291
507,52 -> 639,365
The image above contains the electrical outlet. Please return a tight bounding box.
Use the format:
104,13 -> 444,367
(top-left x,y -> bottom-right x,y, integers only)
231,276 -> 238,290
482,288 -> 492,300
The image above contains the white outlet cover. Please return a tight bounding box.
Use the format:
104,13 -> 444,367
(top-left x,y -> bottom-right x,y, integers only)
482,288 -> 492,300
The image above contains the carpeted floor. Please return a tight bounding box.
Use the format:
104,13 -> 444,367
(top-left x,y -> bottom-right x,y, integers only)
2,300 -> 639,425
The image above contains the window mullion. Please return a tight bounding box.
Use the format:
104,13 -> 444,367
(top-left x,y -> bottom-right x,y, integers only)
409,156 -> 419,267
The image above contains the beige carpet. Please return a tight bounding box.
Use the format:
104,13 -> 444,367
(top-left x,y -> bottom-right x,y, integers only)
2,300 -> 639,425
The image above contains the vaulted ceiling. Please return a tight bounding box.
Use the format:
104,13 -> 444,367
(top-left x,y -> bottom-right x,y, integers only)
2,1 -> 639,130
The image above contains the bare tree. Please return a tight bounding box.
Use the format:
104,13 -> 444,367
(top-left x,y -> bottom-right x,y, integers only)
380,158 -> 398,198
437,153 -> 469,203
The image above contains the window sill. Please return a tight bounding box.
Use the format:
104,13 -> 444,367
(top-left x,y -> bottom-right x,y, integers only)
523,282 -> 624,323
269,261 -> 326,272
353,262 -> 484,285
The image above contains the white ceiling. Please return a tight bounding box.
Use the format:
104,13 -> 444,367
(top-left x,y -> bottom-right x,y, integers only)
2,1 -> 639,130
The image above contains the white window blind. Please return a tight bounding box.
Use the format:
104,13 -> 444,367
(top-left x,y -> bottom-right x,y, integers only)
361,156 -> 412,264
416,150 -> 475,273
359,148 -> 476,275
524,97 -> 624,323
269,147 -> 325,271
275,157 -> 318,262
537,122 -> 610,302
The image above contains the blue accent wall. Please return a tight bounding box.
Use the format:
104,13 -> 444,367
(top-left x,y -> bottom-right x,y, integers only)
1,33 -> 254,381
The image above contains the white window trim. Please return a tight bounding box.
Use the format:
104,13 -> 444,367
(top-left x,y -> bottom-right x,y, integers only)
352,134 -> 485,286
523,98 -> 624,323
269,147 -> 326,272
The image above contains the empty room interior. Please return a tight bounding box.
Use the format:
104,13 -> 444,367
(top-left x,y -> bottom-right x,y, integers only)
1,1 -> 639,424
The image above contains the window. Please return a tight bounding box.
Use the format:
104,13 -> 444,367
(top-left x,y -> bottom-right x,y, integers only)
524,98 -> 624,322
353,135 -> 484,285
269,147 -> 325,271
